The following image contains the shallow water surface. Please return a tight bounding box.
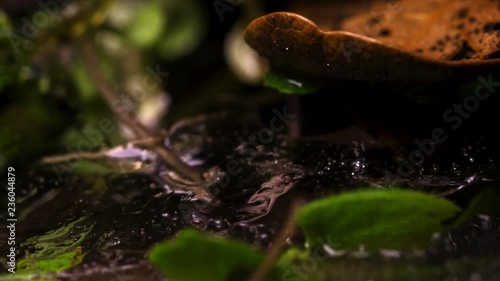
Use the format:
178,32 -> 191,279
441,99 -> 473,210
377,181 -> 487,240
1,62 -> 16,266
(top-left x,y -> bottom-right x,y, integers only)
2,108 -> 500,280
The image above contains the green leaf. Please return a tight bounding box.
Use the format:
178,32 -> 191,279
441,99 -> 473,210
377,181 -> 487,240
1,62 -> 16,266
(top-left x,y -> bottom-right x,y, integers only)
126,1 -> 165,48
454,186 -> 500,226
264,70 -> 323,94
157,0 -> 206,60
149,229 -> 282,281
298,188 -> 461,251
277,247 -> 308,268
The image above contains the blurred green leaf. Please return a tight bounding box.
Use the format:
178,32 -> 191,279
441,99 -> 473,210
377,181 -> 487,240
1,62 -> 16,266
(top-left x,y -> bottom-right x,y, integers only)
298,188 -> 461,251
70,60 -> 97,101
157,0 -> 206,60
277,247 -> 308,268
454,186 -> 500,226
0,92 -> 73,169
0,11 -> 22,91
126,1 -> 165,48
149,229 -> 283,281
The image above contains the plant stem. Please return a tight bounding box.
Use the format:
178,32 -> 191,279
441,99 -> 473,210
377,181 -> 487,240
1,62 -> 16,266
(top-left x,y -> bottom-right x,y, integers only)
78,36 -> 202,182
248,200 -> 303,281
287,95 -> 301,138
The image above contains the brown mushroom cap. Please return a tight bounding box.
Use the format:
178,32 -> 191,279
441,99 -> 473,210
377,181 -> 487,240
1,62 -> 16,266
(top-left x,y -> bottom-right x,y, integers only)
244,1 -> 500,84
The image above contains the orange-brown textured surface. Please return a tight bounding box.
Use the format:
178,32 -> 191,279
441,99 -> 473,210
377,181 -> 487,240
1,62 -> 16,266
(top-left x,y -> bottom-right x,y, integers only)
244,0 -> 500,84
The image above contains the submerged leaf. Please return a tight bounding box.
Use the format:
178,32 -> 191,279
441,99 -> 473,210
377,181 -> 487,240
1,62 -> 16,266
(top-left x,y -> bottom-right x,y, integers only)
15,217 -> 92,275
298,188 -> 461,251
454,186 -> 500,226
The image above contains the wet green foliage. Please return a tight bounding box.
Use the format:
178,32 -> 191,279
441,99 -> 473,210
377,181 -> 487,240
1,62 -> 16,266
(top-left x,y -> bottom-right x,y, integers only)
125,1 -> 166,48
298,188 -> 461,251
149,229 -> 284,281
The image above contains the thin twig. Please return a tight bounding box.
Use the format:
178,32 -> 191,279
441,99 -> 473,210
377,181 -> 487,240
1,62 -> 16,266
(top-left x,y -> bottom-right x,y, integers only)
41,151 -> 107,163
248,200 -> 304,281
77,36 -> 202,182
79,37 -> 149,139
